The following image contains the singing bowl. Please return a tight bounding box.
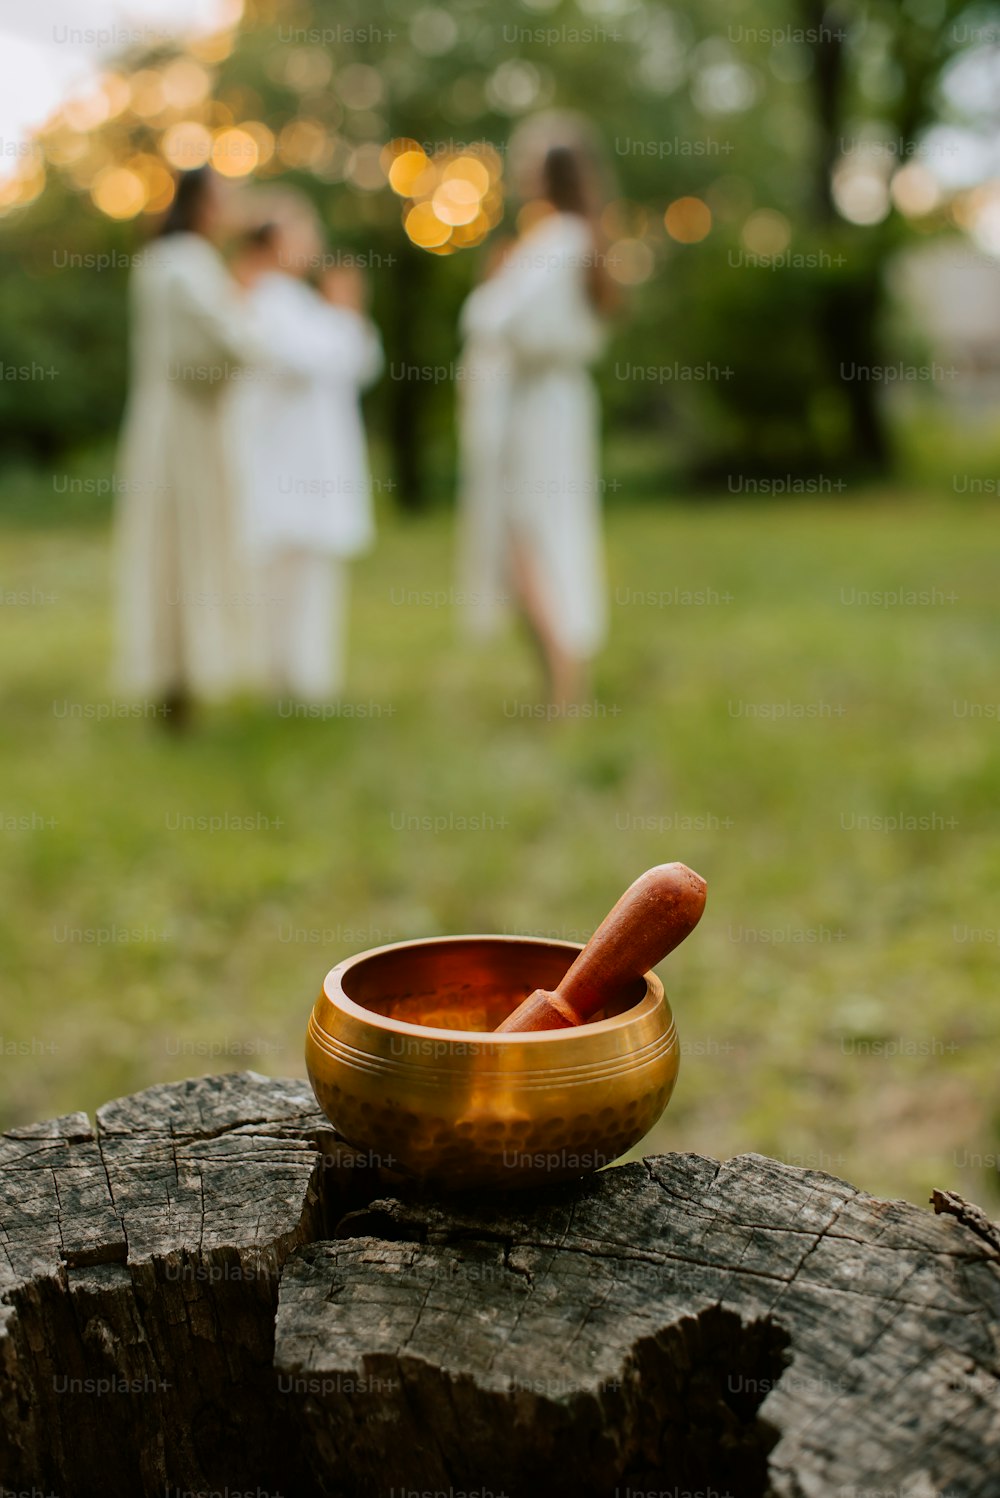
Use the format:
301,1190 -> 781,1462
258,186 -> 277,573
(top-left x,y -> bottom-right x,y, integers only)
305,935 -> 679,1189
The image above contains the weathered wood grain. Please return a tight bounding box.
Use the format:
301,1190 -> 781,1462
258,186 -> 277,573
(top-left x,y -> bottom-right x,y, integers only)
0,1072 -> 345,1496
276,1155 -> 1000,1498
3,1074 -> 999,1498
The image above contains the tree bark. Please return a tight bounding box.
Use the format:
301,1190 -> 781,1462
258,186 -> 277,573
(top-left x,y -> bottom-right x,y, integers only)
0,1074 -> 344,1496
2,1074 -> 998,1498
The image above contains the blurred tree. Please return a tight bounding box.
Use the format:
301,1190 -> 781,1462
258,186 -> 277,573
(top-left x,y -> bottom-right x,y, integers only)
0,181 -> 129,462
0,0 -> 990,495
794,0 -> 973,470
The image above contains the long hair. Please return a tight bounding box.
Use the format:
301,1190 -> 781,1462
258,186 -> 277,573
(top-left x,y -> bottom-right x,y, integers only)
542,144 -> 617,318
156,168 -> 213,238
509,116 -> 619,317
540,145 -> 594,218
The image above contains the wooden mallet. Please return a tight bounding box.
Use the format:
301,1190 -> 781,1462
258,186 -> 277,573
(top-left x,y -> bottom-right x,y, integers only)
495,862 -> 707,1033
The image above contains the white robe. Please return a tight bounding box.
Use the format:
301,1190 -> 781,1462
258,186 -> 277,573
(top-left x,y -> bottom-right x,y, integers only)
233,272 -> 382,558
115,232 -> 263,700
230,272 -> 382,699
456,212 -> 608,660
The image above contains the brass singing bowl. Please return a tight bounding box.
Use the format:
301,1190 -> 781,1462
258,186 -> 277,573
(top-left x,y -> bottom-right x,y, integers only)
306,935 -> 679,1189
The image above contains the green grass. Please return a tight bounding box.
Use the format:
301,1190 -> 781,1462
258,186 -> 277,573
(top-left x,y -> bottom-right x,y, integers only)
2,476 -> 999,1212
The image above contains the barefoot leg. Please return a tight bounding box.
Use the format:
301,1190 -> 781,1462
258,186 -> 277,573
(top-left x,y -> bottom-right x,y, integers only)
507,530 -> 585,706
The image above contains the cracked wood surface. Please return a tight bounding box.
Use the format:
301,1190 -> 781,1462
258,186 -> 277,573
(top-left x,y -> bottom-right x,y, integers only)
277,1159 -> 1000,1497
0,1072 -> 341,1496
2,1074 -> 999,1498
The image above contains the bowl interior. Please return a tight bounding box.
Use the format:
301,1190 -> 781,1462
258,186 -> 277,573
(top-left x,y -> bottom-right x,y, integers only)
339,936 -> 647,1033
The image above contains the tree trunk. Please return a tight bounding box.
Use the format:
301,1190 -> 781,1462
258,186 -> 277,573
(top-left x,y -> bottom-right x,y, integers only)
800,0 -> 890,472
2,1074 -> 998,1497
386,241 -> 429,513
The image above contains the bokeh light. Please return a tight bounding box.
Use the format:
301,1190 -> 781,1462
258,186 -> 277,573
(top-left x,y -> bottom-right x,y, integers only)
741,208 -> 792,256
101,74 -> 131,121
405,201 -> 452,248
278,119 -> 329,170
161,59 -> 213,111
386,136 -> 504,254
607,238 -> 655,285
691,42 -> 759,115
211,127 -> 259,178
281,48 -> 333,92
410,9 -> 460,56
664,196 -> 712,243
444,155 -> 491,197
128,70 -> 168,121
161,121 -> 213,172
487,59 -> 546,114
241,121 -> 276,169
336,64 -> 384,111
65,142 -> 111,191
953,183 -> 1000,258
126,154 -> 176,214
481,188 -> 504,223
0,17 -> 513,253
188,26 -> 240,66
347,143 -> 386,192
91,166 -> 147,220
450,211 -> 492,248
0,154 -> 46,215
313,137 -> 352,184
42,131 -> 90,168
832,164 -> 890,226
387,148 -> 431,197
890,163 -> 942,219
432,177 -> 481,226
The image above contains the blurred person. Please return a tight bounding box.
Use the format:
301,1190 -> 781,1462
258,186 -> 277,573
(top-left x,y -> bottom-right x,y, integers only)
114,167 -> 263,728
456,116 -> 617,705
230,196 -> 382,701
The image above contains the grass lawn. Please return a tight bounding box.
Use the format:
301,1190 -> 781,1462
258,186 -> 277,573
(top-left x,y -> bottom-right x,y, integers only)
2,475 -> 998,1210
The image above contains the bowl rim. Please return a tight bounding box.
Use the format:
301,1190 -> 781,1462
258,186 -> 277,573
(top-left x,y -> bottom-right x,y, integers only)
319,933 -> 667,1044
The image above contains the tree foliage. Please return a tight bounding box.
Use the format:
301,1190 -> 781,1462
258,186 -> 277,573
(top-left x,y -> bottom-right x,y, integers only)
0,0 -> 988,493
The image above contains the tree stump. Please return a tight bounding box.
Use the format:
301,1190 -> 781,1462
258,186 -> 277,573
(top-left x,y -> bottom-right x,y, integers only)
2,1073 -> 998,1498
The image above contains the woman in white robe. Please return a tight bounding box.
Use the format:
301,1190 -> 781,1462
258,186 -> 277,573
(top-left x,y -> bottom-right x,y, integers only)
230,206 -> 382,701
115,168 -> 263,723
456,135 -> 616,704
